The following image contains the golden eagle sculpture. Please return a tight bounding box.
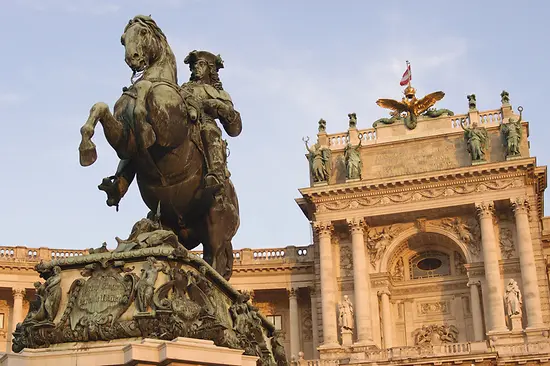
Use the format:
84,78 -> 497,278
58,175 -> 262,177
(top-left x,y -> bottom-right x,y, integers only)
375,85 -> 448,129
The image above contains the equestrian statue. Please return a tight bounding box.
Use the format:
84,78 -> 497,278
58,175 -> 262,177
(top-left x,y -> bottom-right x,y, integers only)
78,15 -> 241,280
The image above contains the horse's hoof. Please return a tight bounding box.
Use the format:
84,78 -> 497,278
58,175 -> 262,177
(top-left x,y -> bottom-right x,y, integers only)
79,146 -> 97,166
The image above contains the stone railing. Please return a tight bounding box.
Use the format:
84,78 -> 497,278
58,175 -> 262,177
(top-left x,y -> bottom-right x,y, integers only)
320,107 -> 511,151
191,245 -> 314,266
303,342 -> 487,364
0,245 -> 313,267
0,246 -> 88,263
326,131 -> 350,149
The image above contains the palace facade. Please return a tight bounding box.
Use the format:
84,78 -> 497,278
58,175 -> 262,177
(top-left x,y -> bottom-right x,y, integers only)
1,91 -> 550,365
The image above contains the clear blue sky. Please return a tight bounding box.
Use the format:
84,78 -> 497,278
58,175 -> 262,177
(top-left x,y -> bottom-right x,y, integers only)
1,1 -> 549,250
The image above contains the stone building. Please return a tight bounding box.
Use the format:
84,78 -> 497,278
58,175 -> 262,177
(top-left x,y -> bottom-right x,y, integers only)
2,91 -> 550,365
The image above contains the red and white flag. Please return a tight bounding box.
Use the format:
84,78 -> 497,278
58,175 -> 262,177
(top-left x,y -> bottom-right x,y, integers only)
400,61 -> 411,86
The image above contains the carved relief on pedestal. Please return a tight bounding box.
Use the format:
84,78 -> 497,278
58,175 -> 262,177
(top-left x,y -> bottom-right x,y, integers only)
412,324 -> 459,345
499,227 -> 516,259
437,217 -> 481,257
366,225 -> 403,269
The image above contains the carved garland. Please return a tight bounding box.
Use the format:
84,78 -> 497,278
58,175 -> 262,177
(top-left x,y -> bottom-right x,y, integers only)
315,178 -> 522,213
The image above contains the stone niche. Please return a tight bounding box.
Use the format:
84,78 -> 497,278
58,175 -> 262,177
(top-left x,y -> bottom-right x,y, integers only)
12,241 -> 285,366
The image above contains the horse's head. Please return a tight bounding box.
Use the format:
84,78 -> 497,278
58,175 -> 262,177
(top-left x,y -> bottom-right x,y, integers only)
121,15 -> 174,76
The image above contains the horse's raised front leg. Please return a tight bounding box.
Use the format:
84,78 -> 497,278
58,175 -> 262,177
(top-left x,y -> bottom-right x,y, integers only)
79,102 -> 124,166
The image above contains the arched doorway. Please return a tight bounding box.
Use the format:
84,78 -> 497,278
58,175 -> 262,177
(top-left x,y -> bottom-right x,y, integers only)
383,232 -> 474,347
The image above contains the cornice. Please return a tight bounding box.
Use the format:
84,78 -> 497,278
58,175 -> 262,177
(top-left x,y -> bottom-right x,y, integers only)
299,158 -> 536,201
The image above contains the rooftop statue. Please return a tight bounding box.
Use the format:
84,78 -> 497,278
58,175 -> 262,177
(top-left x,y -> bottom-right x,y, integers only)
461,120 -> 489,162
303,136 -> 331,183
78,15 -> 240,280
501,106 -> 523,158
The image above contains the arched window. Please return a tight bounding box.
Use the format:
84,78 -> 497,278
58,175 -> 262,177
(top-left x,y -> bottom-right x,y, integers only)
409,251 -> 450,279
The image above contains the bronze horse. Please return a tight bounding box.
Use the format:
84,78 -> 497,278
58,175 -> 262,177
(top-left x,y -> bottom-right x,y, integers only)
78,15 -> 239,279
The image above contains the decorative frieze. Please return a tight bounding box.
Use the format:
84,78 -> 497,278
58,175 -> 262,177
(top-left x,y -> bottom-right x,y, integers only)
417,301 -> 450,316
315,178 -> 523,213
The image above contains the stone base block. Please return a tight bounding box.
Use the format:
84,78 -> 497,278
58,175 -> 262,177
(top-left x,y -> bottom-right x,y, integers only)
510,314 -> 523,331
0,337 -> 258,366
506,154 -> 523,161
341,329 -> 353,346
472,159 -> 487,165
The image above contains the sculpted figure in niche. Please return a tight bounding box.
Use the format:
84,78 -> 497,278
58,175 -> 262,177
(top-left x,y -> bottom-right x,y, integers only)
505,279 -> 523,316
344,140 -> 362,180
303,137 -> 331,183
338,295 -> 354,330
461,120 -> 489,162
500,106 -> 523,157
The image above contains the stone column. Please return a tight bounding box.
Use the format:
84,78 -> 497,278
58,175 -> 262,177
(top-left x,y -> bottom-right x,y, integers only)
346,217 -> 374,346
288,288 -> 300,358
308,286 -> 319,357
11,288 -> 25,333
512,197 -> 544,328
476,202 -> 508,332
313,221 -> 339,347
378,290 -> 392,349
467,280 -> 484,341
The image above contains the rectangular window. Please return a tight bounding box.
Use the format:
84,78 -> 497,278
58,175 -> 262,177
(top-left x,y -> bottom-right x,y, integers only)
266,315 -> 282,330
0,313 -> 4,329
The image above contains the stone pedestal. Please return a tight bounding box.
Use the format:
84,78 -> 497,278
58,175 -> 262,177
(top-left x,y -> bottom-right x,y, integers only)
11,230 -> 285,366
341,329 -> 353,347
0,337 -> 258,366
510,314 -> 523,331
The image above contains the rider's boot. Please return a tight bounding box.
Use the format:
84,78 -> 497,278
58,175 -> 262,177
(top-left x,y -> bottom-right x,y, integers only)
201,127 -> 226,196
98,159 -> 135,209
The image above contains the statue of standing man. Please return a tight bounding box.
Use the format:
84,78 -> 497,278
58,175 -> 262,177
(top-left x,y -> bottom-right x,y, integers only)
338,295 -> 354,331
461,121 -> 489,162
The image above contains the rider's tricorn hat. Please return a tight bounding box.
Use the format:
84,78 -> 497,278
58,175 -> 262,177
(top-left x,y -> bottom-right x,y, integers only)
184,50 -> 224,71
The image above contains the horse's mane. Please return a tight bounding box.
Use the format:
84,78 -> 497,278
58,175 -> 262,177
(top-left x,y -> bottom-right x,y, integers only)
125,15 -> 168,44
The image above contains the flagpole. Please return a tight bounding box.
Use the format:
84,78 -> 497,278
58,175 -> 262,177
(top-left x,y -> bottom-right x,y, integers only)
407,60 -> 411,87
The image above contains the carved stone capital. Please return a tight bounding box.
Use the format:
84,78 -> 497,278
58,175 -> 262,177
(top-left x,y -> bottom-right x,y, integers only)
287,288 -> 300,299
377,289 -> 391,297
312,221 -> 333,237
511,197 -> 530,215
467,280 -> 481,288
346,217 -> 366,234
12,288 -> 25,299
475,201 -> 494,220
307,286 -> 317,297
